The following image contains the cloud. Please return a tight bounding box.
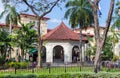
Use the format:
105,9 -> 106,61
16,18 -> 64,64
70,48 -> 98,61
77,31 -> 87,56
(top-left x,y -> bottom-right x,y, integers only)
49,18 -> 61,23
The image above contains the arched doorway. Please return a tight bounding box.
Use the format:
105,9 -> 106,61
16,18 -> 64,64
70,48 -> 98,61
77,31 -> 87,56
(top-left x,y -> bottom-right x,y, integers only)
72,46 -> 79,63
53,45 -> 64,63
41,46 -> 46,63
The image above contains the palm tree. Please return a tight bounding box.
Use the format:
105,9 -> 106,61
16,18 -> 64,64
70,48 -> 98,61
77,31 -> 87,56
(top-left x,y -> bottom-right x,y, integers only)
0,4 -> 20,33
16,22 -> 37,61
109,27 -> 119,54
112,0 -> 120,29
110,1 -> 120,55
0,29 -> 11,60
64,0 -> 93,63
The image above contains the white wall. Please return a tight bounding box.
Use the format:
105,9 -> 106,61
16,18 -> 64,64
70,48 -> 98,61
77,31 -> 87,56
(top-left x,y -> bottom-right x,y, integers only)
45,40 -> 72,63
45,40 -> 86,63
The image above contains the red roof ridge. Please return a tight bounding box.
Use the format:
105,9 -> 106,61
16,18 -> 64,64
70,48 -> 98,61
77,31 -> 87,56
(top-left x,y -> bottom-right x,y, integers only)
44,22 -> 64,38
43,22 -> 88,41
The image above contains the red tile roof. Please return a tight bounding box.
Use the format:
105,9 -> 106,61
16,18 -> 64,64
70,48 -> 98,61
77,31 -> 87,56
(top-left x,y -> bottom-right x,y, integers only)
81,33 -> 94,37
0,23 -> 6,27
20,13 -> 50,20
43,22 -> 87,41
0,23 -> 21,28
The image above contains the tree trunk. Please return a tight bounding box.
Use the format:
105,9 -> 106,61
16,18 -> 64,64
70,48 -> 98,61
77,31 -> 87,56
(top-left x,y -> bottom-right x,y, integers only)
9,20 -> 12,59
79,28 -> 82,64
22,0 -> 61,68
21,49 -> 24,61
9,20 -> 12,33
37,19 -> 42,68
94,43 -> 102,73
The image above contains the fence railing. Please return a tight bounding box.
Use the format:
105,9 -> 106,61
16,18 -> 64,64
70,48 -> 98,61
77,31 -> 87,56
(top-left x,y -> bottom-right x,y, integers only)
0,62 -> 94,74
0,62 -> 120,74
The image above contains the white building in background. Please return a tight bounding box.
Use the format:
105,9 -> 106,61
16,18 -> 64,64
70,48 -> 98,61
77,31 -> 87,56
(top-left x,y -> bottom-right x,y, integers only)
0,14 -> 90,63
42,22 -> 88,63
2,13 -> 119,63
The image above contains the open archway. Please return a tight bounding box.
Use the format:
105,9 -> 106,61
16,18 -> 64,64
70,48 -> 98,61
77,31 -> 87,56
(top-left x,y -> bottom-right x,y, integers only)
53,45 -> 64,63
72,46 -> 79,63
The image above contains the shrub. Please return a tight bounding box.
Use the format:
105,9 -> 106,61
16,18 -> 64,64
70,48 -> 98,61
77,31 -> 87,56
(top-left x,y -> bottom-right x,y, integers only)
112,55 -> 119,62
2,74 -> 37,78
19,62 -> 30,69
1,72 -> 120,78
8,62 -> 30,69
8,62 -> 20,69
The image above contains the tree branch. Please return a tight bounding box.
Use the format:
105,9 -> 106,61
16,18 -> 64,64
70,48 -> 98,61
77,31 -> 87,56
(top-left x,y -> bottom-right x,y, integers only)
22,0 -> 39,17
88,0 -> 100,44
22,0 -> 60,19
102,0 -> 115,46
39,0 -> 60,19
88,0 -> 94,7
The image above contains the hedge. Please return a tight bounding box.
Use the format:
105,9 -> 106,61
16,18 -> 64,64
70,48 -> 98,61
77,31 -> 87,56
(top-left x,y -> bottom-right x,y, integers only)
1,72 -> 120,78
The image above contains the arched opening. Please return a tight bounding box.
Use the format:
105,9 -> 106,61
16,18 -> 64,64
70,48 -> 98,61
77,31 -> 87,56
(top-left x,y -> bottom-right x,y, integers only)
53,45 -> 64,63
41,46 -> 46,63
72,46 -> 79,63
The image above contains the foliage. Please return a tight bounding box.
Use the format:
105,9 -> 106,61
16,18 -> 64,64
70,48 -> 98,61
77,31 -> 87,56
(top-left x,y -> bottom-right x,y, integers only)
16,22 -> 37,49
14,22 -> 38,60
112,55 -> 119,62
65,0 -> 93,62
112,1 -> 120,30
0,29 -> 12,58
2,74 -> 37,78
109,27 -> 120,45
8,62 -> 30,69
65,0 -> 93,28
1,73 -> 120,78
88,0 -> 115,73
102,36 -> 113,61
19,62 -> 30,69
0,56 -> 5,65
8,62 -> 20,68
1,0 -> 65,67
0,4 -> 20,33
86,36 -> 113,61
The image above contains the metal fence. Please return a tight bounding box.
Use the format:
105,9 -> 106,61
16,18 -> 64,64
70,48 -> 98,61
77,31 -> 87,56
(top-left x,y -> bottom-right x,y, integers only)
0,63 -> 94,74
0,62 -> 120,74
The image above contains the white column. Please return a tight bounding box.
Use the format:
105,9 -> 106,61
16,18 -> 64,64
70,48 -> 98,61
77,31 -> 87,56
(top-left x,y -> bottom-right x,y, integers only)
82,43 -> 85,62
46,46 -> 53,63
64,45 -> 72,63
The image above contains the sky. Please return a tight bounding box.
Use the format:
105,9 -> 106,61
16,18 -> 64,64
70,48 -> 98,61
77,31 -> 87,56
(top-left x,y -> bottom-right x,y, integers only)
0,0 -> 118,29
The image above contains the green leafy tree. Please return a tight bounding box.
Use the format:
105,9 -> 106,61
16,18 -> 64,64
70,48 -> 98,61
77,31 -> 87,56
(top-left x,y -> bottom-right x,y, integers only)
0,29 -> 12,61
88,0 -> 115,73
15,22 -> 37,61
0,4 -> 20,33
2,0 -> 65,67
102,36 -> 113,61
65,0 -> 93,63
86,36 -> 113,62
112,1 -> 120,29
109,27 -> 119,55
112,55 -> 119,62
110,1 -> 120,55
1,0 -> 65,67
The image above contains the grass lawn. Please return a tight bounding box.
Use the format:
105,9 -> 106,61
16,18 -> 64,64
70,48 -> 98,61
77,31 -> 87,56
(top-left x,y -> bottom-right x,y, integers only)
1,67 -> 120,78
0,66 -> 120,75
